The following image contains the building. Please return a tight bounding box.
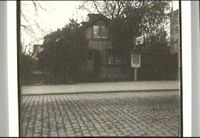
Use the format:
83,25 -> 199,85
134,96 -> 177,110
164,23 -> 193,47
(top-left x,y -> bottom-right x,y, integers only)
32,44 -> 44,60
80,14 -> 133,81
31,44 -> 44,77
170,9 -> 180,80
170,9 -> 180,54
79,13 -> 180,81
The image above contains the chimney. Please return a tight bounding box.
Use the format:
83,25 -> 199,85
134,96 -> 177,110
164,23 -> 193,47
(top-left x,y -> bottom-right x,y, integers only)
88,14 -> 103,23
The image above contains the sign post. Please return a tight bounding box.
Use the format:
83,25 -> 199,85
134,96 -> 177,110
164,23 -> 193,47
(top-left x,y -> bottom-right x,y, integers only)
134,68 -> 137,81
131,53 -> 141,81
131,35 -> 143,81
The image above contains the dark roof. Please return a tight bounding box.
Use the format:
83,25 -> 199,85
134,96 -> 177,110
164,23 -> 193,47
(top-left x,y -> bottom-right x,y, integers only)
81,14 -> 109,29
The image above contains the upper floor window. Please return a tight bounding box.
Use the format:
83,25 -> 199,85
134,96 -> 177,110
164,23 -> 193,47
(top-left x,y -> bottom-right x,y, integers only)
93,25 -> 108,39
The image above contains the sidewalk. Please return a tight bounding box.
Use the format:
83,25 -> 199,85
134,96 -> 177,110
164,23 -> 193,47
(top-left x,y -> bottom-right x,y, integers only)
21,81 -> 180,95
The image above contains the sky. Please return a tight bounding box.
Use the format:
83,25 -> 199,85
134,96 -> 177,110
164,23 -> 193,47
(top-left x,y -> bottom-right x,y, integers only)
30,1 -> 88,32
21,1 -> 87,52
21,1 -> 179,53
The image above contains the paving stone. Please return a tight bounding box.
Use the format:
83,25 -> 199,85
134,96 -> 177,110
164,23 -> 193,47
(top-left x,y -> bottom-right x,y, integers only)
21,91 -> 181,137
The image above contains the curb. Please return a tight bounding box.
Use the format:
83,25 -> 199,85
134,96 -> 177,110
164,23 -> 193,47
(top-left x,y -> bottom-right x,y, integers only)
21,89 -> 179,96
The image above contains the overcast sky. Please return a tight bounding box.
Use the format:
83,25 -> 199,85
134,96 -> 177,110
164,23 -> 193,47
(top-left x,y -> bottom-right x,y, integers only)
21,1 -> 87,51
21,1 -> 179,53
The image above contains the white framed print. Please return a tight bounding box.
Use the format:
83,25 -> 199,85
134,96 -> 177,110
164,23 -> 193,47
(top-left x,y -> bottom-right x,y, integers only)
1,0 -> 199,137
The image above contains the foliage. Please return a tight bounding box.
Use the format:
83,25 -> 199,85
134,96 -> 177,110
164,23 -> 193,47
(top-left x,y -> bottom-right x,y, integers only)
137,27 -> 169,54
38,19 -> 87,83
19,52 -> 34,84
80,0 -> 171,52
20,1 -> 48,55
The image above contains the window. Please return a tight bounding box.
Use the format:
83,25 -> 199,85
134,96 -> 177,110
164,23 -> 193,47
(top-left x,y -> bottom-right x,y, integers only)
107,51 -> 115,64
93,25 -> 108,39
88,51 -> 92,60
106,50 -> 122,65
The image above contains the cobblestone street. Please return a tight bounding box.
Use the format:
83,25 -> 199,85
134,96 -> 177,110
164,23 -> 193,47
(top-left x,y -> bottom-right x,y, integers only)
20,91 -> 181,137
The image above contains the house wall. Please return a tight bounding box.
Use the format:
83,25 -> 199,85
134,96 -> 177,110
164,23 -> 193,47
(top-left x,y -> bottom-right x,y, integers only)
82,20 -> 132,81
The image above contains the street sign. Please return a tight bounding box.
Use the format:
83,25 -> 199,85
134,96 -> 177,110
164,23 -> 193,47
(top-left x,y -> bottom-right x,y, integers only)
131,53 -> 141,68
136,36 -> 144,45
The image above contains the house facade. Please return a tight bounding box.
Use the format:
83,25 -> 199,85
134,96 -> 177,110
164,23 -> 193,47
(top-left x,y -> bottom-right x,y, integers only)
80,14 -> 133,81
169,9 -> 180,54
169,9 -> 180,80
79,13 -> 179,81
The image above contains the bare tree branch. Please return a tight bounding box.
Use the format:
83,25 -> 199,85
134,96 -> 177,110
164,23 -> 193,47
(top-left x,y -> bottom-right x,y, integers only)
21,0 -> 48,55
92,0 -> 104,15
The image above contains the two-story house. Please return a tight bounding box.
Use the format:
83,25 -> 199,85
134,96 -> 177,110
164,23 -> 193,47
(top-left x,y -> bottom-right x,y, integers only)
80,14 -> 132,81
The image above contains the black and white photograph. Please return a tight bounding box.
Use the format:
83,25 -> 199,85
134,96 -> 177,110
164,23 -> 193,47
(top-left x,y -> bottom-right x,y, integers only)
18,0 -> 182,137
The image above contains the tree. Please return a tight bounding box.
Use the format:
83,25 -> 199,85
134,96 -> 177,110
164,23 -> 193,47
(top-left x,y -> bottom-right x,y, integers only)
19,52 -> 35,84
19,1 -> 49,85
80,0 -> 171,53
38,19 -> 87,83
79,1 -> 176,81
20,1 -> 48,55
135,26 -> 169,52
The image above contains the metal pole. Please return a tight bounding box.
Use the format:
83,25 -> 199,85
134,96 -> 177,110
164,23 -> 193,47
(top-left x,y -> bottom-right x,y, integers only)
134,68 -> 137,81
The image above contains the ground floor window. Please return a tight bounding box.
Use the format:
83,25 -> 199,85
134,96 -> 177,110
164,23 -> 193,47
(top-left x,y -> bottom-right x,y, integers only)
87,50 -> 92,60
106,49 -> 122,65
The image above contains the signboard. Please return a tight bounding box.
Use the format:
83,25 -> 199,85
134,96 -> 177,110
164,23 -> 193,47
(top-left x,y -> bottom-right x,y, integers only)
131,53 -> 141,68
136,36 -> 144,45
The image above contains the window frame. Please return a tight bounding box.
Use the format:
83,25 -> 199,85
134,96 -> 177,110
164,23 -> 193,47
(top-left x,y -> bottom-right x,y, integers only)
93,25 -> 109,39
106,49 -> 122,65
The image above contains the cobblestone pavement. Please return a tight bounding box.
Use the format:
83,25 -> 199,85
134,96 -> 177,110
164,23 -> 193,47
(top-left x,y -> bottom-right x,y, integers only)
20,91 -> 181,137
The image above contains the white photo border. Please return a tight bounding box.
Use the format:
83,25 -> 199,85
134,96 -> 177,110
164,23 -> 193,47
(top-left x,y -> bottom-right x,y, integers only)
181,1 -> 192,137
0,1 -> 9,136
7,1 -> 19,137
191,1 -> 200,137
6,1 -> 194,137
